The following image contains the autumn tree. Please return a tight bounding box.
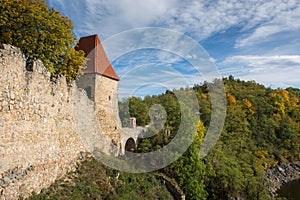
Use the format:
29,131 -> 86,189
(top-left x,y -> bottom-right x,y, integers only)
0,0 -> 85,81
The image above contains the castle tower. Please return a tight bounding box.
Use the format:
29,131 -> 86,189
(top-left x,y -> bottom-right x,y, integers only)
75,34 -> 121,147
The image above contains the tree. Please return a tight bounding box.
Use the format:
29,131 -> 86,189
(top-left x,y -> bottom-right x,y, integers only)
163,116 -> 208,200
0,0 -> 85,81
128,97 -> 150,126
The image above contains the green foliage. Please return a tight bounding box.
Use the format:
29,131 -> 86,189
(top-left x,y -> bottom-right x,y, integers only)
114,173 -> 173,200
128,97 -> 150,126
0,0 -> 86,81
125,76 -> 299,199
27,158 -> 172,200
165,140 -> 209,200
202,77 -> 299,199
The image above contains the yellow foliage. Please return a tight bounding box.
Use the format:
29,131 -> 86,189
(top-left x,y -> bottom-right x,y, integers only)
200,93 -> 208,99
255,150 -> 268,159
195,120 -> 205,146
242,98 -> 255,115
272,113 -> 282,121
242,98 -> 252,108
276,90 -> 290,102
290,96 -> 299,108
274,101 -> 285,115
254,150 -> 277,170
226,93 -> 237,109
271,91 -> 289,115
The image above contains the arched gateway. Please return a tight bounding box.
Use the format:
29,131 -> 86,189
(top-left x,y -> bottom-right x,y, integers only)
125,138 -> 136,152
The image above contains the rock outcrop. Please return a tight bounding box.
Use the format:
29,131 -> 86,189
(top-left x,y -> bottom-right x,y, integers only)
265,162 -> 300,197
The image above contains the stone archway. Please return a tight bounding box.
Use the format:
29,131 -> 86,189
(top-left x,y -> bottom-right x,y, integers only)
125,138 -> 136,153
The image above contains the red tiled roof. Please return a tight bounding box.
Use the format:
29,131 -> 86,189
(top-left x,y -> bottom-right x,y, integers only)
75,34 -> 120,81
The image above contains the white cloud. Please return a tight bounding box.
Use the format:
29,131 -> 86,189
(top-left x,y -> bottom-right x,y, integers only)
114,0 -> 175,27
48,0 -> 178,38
118,63 -> 187,98
223,55 -> 300,66
159,0 -> 299,41
47,0 -> 300,91
235,2 -> 300,48
48,0 -> 300,49
221,55 -> 300,88
116,57 -> 215,98
235,26 -> 281,48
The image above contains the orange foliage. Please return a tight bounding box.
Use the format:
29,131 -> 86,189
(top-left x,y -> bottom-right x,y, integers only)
226,93 -> 237,109
242,98 -> 255,115
276,90 -> 290,102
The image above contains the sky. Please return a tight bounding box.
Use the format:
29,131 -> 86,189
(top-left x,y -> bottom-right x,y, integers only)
46,0 -> 300,98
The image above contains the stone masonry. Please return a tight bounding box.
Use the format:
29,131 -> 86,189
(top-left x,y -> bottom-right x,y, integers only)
94,74 -> 122,146
0,44 -> 118,199
75,35 -> 122,150
0,40 -> 132,198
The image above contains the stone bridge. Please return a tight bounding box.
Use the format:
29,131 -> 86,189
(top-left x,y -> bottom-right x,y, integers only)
120,126 -> 147,155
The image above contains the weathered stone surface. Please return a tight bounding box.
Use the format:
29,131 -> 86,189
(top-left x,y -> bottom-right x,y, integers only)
0,44 -> 123,200
1,101 -> 8,107
94,75 -> 122,145
0,44 -> 87,200
76,73 -> 122,153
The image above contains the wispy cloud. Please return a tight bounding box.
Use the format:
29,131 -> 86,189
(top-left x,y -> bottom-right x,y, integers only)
48,0 -> 299,42
47,0 -> 300,92
114,49 -> 212,98
235,2 -> 300,48
118,68 -> 206,99
220,55 -> 300,88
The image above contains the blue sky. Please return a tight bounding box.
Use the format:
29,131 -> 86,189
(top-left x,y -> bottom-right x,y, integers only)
46,0 -> 300,98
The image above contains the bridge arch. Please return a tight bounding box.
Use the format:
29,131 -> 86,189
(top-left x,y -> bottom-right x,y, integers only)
120,127 -> 146,155
125,138 -> 136,153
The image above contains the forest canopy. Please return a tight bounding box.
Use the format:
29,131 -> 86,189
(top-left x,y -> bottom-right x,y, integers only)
119,77 -> 300,199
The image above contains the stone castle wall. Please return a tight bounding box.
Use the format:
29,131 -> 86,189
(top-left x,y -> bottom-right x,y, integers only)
76,73 -> 122,150
94,75 -> 122,145
0,44 -> 117,199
